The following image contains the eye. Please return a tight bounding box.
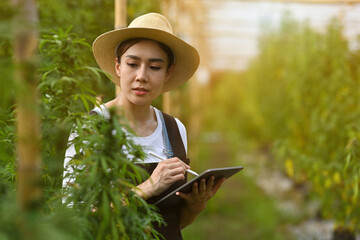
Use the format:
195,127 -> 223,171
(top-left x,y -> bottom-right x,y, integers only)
127,62 -> 138,68
150,66 -> 161,71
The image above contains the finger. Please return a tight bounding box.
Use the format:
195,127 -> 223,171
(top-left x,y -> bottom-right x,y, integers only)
171,157 -> 190,169
158,162 -> 186,177
167,157 -> 186,165
168,165 -> 188,177
170,174 -> 186,182
165,170 -> 186,183
176,191 -> 190,201
212,177 -> 226,195
199,178 -> 206,194
165,158 -> 189,171
159,158 -> 178,168
206,176 -> 215,193
160,158 -> 181,167
192,181 -> 199,196
204,176 -> 214,196
155,166 -> 186,183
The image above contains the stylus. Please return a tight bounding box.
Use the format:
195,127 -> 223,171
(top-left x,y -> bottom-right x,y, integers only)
148,151 -> 199,176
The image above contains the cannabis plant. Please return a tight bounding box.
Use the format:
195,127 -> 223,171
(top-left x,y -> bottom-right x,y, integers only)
63,110 -> 163,240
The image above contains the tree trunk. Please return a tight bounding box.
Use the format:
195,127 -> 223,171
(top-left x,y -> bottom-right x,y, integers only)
114,0 -> 127,96
12,0 -> 41,211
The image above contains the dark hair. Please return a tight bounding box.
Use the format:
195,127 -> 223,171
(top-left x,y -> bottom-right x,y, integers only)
115,38 -> 175,70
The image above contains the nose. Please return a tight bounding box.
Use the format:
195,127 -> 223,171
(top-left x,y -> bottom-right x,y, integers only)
135,65 -> 148,82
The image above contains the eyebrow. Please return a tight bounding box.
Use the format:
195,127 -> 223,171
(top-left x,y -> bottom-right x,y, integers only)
125,55 -> 165,63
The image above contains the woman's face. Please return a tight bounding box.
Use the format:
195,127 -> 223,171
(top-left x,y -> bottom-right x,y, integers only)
115,40 -> 173,107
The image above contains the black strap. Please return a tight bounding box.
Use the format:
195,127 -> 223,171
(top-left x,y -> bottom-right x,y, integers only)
161,112 -> 188,164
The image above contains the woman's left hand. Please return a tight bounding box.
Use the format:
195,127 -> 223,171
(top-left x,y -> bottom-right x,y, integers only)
176,176 -> 226,214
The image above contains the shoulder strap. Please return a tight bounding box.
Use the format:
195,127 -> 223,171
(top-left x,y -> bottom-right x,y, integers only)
161,112 -> 188,164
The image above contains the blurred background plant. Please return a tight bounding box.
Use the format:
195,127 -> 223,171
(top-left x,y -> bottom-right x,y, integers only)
190,14 -> 360,238
245,16 -> 360,231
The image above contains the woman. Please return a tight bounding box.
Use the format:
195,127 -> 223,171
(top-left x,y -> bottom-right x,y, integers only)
65,13 -> 225,239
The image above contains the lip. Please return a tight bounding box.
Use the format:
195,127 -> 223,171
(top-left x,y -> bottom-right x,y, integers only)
132,87 -> 149,96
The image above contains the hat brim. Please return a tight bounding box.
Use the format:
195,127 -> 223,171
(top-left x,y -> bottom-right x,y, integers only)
92,27 -> 200,92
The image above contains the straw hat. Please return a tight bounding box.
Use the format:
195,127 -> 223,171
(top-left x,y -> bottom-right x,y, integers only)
92,12 -> 200,92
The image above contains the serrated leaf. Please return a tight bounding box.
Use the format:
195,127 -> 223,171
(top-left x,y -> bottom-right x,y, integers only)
100,156 -> 109,175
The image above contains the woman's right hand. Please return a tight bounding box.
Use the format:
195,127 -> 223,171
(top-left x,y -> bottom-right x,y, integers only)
134,157 -> 189,199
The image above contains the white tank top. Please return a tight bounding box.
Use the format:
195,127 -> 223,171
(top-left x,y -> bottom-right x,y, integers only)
89,105 -> 188,163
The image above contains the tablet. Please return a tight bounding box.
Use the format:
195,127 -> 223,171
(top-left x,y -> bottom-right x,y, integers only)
154,166 -> 244,205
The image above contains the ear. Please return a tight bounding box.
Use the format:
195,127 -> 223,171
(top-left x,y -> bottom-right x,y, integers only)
115,57 -> 121,76
165,64 -> 175,83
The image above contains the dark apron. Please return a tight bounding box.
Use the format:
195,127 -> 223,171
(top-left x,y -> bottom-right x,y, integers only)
141,112 -> 189,240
